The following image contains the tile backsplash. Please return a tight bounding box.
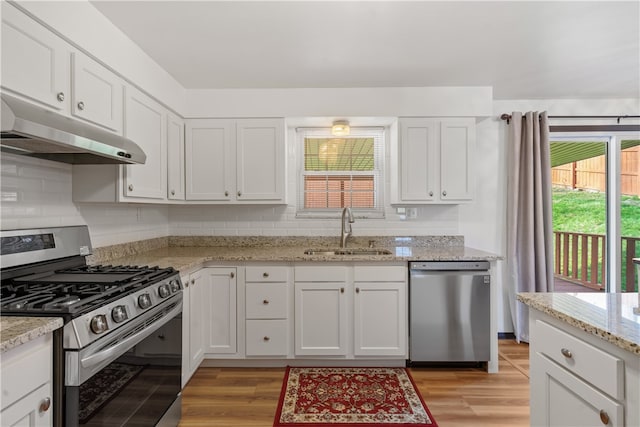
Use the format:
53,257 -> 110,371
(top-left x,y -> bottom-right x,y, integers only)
0,153 -> 168,247
1,153 -> 459,247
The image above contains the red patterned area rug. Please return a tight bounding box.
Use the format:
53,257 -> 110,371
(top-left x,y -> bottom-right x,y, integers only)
273,367 -> 438,426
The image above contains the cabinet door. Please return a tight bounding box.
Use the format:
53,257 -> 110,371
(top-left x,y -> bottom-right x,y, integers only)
294,282 -> 347,356
236,119 -> 285,202
1,2 -> 70,112
440,119 -> 475,201
187,271 -> 205,377
167,113 -> 185,200
0,383 -> 52,427
399,118 -> 438,202
123,86 -> 167,199
354,282 -> 406,356
71,52 -> 123,133
531,354 -> 623,427
185,119 -> 234,201
204,268 -> 237,354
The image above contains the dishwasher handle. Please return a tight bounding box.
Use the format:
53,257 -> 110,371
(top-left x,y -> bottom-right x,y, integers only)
409,261 -> 490,271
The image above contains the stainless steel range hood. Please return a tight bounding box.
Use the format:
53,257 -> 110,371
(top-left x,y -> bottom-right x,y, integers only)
1,93 -> 146,164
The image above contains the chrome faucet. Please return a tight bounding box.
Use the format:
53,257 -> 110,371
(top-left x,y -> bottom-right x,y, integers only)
340,207 -> 355,248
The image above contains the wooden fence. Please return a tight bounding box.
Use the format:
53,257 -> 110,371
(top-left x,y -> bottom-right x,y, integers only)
552,146 -> 640,196
553,231 -> 639,292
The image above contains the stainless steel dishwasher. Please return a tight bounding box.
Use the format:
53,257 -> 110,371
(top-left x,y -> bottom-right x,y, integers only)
409,261 -> 490,364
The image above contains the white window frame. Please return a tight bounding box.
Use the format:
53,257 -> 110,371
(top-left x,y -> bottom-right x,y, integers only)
296,127 -> 386,219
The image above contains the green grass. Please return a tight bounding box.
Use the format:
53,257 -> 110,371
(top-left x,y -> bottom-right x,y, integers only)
552,188 -> 640,236
552,188 -> 640,291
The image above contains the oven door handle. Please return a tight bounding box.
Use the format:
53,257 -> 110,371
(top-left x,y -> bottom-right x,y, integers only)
80,299 -> 182,369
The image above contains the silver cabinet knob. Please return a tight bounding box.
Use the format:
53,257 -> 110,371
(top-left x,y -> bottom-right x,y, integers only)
442,190 -> 447,196
128,184 -> 134,191
224,191 -> 229,197
263,299 -> 269,305
56,92 -> 65,102
237,191 -> 242,197
263,336 -> 270,342
171,189 -> 175,196
39,397 -> 51,413
560,348 -> 573,358
429,191 -> 434,197
77,101 -> 85,111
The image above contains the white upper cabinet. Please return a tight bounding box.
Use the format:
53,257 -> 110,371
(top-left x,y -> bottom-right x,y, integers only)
167,112 -> 185,200
185,118 -> 285,203
71,52 -> 123,133
236,119 -> 285,201
185,119 -> 234,201
1,2 -> 70,112
123,85 -> 167,199
393,117 -> 476,204
440,120 -> 475,201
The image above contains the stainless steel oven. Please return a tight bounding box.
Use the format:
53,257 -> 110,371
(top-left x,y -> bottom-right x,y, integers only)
1,226 -> 183,427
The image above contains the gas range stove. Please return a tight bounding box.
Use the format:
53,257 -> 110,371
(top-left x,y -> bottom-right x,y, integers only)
0,226 -> 182,349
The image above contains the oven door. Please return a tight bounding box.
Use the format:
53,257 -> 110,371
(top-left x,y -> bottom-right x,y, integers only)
64,294 -> 182,427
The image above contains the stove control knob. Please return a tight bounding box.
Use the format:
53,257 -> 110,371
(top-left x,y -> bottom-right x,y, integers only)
138,293 -> 152,309
111,305 -> 128,323
90,314 -> 109,334
158,284 -> 171,298
169,279 -> 181,293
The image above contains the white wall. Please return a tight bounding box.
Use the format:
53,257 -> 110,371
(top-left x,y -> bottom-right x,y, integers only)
0,153 -> 169,248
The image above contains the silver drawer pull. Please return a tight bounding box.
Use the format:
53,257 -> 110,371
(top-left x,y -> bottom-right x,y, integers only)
599,409 -> 610,425
561,348 -> 573,358
263,336 -> 270,342
263,299 -> 269,305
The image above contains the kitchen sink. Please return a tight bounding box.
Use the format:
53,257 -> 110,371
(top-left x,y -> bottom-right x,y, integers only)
303,248 -> 392,256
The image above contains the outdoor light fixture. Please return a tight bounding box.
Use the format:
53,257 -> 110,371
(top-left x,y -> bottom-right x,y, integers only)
331,120 -> 350,136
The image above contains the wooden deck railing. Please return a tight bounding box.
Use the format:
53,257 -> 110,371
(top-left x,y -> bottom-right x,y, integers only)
553,231 -> 639,292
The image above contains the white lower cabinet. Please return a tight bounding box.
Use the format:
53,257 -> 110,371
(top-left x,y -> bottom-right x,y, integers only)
294,264 -> 407,359
530,310 -> 639,427
353,266 -> 407,356
186,263 -> 408,365
245,265 -> 291,357
204,267 -> 237,354
182,270 -> 205,386
1,335 -> 53,427
295,280 -> 349,356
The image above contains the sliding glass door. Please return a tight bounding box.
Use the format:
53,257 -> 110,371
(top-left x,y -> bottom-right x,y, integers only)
550,131 -> 639,293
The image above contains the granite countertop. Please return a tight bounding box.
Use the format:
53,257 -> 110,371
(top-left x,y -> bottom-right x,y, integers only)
0,317 -> 63,353
95,243 -> 500,274
517,292 -> 640,355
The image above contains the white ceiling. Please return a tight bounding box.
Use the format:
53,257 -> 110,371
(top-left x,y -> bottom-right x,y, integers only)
90,1 -> 640,100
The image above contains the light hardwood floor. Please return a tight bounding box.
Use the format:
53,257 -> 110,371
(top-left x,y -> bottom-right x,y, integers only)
179,339 -> 530,427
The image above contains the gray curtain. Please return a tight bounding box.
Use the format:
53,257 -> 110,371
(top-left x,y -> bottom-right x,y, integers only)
506,111 -> 554,342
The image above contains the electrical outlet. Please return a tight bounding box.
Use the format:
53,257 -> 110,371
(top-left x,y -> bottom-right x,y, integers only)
407,208 -> 417,218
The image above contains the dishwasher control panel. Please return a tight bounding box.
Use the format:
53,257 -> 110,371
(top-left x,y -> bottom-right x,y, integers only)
409,261 -> 490,271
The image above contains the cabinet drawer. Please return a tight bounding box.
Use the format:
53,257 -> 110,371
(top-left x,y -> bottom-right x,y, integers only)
246,283 -> 288,319
354,266 -> 406,282
535,320 -> 624,399
1,335 -> 51,410
246,266 -> 289,282
246,320 -> 288,356
295,266 -> 348,282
